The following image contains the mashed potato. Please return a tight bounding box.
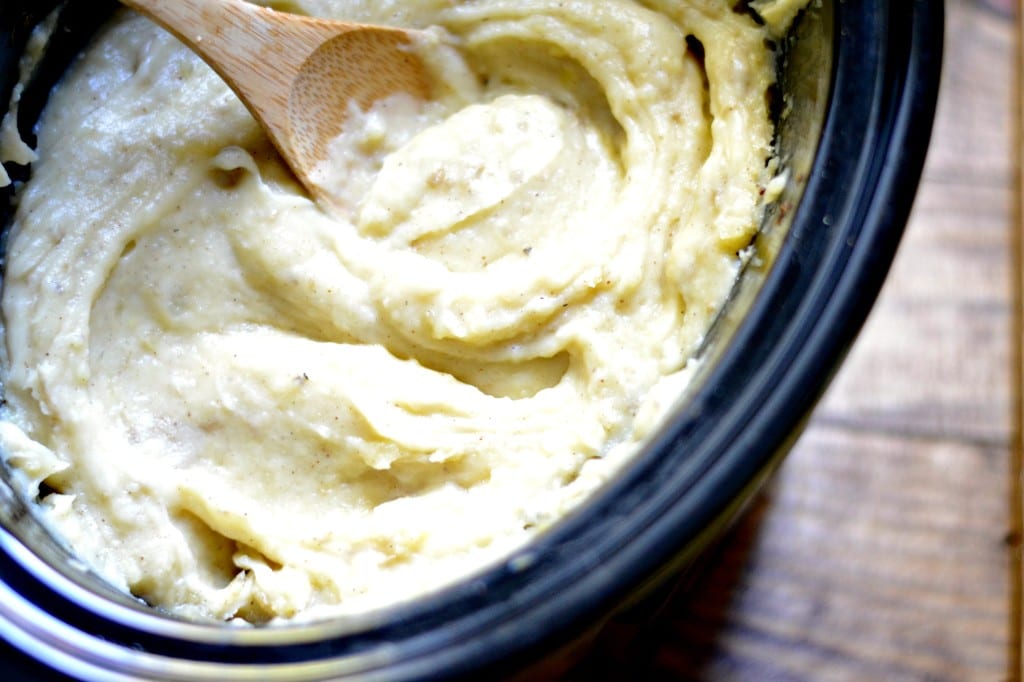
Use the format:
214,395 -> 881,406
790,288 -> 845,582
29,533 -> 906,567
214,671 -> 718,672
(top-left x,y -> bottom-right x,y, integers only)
0,0 -> 805,622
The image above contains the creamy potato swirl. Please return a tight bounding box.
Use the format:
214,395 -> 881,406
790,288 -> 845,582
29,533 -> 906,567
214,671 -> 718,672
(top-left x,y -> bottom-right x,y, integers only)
0,0 -> 803,621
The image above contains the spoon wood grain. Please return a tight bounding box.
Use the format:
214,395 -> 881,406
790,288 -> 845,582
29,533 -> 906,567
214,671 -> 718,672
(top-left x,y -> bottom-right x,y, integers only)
121,0 -> 431,199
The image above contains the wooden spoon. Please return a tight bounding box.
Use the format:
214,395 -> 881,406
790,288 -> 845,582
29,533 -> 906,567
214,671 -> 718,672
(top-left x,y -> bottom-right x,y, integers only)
121,0 -> 431,199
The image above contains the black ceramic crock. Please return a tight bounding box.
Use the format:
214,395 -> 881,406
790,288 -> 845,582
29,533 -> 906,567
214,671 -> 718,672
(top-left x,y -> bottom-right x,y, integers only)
0,1 -> 943,680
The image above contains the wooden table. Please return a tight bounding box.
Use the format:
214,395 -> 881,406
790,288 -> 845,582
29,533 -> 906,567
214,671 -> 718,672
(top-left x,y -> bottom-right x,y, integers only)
575,1 -> 1021,679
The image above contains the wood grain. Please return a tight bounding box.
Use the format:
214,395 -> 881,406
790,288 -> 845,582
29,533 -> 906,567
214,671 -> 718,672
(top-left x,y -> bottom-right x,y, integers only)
574,1 -> 1021,679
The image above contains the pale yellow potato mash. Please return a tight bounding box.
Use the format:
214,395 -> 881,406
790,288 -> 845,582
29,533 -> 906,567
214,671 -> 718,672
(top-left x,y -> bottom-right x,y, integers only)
0,0 -> 806,622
